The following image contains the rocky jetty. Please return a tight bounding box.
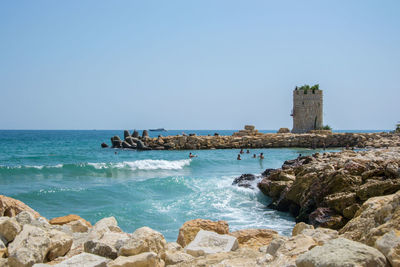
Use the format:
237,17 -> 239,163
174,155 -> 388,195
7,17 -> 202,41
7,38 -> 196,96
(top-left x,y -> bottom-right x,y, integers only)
256,147 -> 400,230
1,194 -> 400,266
103,126 -> 400,150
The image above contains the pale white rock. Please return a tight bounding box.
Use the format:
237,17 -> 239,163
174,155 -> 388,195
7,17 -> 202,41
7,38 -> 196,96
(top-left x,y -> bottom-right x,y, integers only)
53,252 -> 111,267
8,225 -> 51,267
109,252 -> 164,267
296,237 -> 387,267
84,231 -> 130,259
15,211 -> 35,226
184,230 -> 239,257
119,227 -> 166,258
0,217 -> 21,242
375,230 -> 400,267
47,229 -> 73,261
93,217 -> 118,232
165,251 -> 194,265
0,258 -> 9,267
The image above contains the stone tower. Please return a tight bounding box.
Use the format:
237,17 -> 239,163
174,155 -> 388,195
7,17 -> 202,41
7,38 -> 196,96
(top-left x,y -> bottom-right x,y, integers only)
291,88 -> 323,133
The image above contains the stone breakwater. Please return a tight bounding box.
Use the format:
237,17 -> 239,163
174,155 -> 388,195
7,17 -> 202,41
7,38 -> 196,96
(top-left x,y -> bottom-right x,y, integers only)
1,193 -> 400,266
245,147 -> 400,231
104,129 -> 400,150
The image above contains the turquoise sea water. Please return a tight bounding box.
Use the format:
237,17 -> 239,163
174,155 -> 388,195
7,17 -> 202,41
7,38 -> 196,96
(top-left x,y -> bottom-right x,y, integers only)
0,130 -> 380,241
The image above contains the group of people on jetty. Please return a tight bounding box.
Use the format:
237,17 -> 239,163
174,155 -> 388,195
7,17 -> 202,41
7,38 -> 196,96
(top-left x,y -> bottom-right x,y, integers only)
237,148 -> 264,160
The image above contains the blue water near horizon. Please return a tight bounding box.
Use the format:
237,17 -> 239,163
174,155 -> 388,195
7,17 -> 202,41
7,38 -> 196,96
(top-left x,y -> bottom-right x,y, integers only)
0,129 -> 382,240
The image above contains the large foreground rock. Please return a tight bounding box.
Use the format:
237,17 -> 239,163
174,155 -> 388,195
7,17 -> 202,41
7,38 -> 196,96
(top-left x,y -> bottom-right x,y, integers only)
184,230 -> 238,257
8,225 -> 51,267
0,195 -> 40,218
0,217 -> 21,242
340,190 -> 400,246
375,230 -> 400,267
296,237 -> 387,267
118,227 -> 166,258
84,231 -> 130,259
176,219 -> 229,247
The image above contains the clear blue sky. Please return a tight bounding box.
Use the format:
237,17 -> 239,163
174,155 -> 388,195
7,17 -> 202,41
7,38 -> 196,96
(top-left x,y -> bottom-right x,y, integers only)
1,1 -> 399,130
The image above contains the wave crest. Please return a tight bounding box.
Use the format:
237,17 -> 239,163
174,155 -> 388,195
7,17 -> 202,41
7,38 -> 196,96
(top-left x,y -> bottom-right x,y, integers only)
87,159 -> 191,170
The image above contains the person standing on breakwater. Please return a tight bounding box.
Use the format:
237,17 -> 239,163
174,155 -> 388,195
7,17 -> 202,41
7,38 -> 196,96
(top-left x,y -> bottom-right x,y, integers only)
259,153 -> 264,159
237,154 -> 242,160
189,152 -> 197,158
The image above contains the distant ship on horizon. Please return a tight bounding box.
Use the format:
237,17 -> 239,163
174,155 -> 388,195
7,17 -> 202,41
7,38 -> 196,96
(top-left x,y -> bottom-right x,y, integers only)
149,128 -> 167,132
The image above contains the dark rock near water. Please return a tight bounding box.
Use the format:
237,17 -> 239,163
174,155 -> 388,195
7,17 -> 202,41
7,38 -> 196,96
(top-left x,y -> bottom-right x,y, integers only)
142,130 -> 149,138
124,130 -> 131,139
132,130 -> 139,138
122,141 -> 134,149
101,143 -> 108,148
232,174 -> 258,189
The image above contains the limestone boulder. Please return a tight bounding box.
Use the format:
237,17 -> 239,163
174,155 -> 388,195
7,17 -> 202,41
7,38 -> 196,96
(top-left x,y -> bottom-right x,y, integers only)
340,190 -> 400,246
229,229 -> 278,249
292,222 -> 314,236
15,211 -> 35,226
0,258 -> 8,267
184,230 -> 238,257
301,227 -> 339,246
47,229 -> 73,261
0,195 -> 40,218
84,231 -> 130,259
109,252 -> 164,267
375,230 -> 400,267
176,219 -> 229,247
264,234 -> 316,266
8,225 -> 51,267
118,227 -> 166,258
0,217 -> 21,242
165,242 -> 182,253
165,251 -> 194,265
67,219 -> 90,233
296,237 -> 387,267
49,214 -> 91,228
53,252 -> 110,267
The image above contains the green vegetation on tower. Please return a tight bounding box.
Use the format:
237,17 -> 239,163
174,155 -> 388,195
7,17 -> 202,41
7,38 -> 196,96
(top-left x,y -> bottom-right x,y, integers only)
295,84 -> 320,94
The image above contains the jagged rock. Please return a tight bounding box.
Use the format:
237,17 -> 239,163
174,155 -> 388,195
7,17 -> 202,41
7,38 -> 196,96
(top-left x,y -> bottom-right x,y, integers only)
132,130 -> 139,138
264,234 -> 316,266
142,130 -> 149,138
301,227 -> 339,245
340,190 -> 400,246
176,219 -> 229,247
231,174 -> 258,189
309,207 -> 344,229
101,143 -> 108,148
184,230 -> 238,257
85,231 -> 130,259
229,229 -> 278,249
277,128 -> 290,133
296,238 -> 387,267
47,229 -> 73,261
52,252 -> 110,267
123,130 -> 131,140
0,195 -> 40,218
119,227 -> 166,258
166,242 -> 182,253
8,225 -> 51,267
0,217 -> 21,242
292,222 -> 314,236
15,211 -> 35,226
49,214 -> 91,228
375,230 -> 400,267
67,219 -> 90,233
165,251 -> 194,265
125,137 -> 138,148
109,252 -> 164,267
87,217 -> 122,242
121,141 -> 133,149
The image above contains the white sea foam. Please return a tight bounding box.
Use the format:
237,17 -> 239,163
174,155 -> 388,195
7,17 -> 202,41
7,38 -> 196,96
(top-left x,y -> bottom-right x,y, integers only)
87,159 -> 191,171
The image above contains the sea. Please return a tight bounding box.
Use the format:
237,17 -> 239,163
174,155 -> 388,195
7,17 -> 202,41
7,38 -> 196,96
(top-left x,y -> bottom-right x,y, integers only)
0,129 -> 387,241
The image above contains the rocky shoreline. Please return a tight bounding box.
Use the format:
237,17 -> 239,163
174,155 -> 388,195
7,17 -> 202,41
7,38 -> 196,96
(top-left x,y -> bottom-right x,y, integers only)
1,148 -> 400,266
103,126 -> 400,150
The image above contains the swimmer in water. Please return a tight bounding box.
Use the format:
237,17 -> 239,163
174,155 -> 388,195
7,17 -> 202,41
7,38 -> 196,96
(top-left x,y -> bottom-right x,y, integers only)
253,154 -> 257,158
237,154 -> 242,160
246,149 -> 250,154
189,152 -> 197,158
259,153 -> 264,159
239,149 -> 244,154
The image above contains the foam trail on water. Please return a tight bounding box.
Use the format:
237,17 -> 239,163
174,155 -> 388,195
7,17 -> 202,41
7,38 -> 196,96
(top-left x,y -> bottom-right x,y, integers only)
87,159 -> 191,170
